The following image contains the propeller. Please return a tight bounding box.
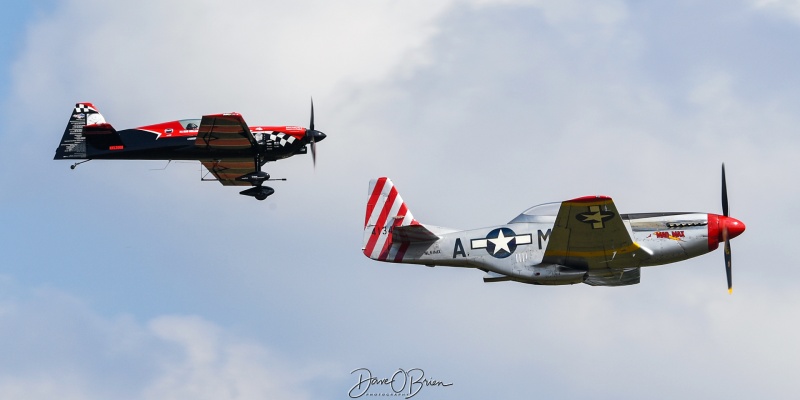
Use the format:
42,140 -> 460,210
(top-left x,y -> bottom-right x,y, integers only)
305,98 -> 326,167
718,163 -> 745,294
722,163 -> 732,294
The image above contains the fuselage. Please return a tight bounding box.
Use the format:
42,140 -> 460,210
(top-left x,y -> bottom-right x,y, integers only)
370,211 -> 744,285
363,173 -> 744,288
84,120 -> 308,163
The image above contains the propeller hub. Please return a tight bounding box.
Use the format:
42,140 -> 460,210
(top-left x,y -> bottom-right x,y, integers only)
721,216 -> 746,239
306,129 -> 326,142
707,214 -> 746,250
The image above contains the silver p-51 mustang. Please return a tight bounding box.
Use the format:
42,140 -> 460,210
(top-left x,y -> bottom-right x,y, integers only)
362,166 -> 745,292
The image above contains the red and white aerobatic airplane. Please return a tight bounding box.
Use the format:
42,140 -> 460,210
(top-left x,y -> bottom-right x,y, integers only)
363,166 -> 745,292
55,101 -> 326,200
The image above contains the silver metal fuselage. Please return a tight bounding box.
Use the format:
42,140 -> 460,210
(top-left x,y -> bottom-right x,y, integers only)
382,213 -> 714,285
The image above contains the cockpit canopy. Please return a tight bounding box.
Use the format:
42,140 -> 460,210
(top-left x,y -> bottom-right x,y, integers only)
180,119 -> 201,130
508,202 -> 560,224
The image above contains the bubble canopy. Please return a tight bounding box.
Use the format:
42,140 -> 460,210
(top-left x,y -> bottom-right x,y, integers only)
508,202 -> 560,224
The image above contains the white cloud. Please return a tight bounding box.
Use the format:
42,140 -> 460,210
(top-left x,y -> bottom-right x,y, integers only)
10,1 -> 443,127
0,280 -> 315,400
144,316 -> 310,400
10,0 -> 631,118
751,0 -> 800,20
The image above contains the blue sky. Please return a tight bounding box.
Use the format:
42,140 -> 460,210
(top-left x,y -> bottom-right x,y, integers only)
2,1 -> 799,399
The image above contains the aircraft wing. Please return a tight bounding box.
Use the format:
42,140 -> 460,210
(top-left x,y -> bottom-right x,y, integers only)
201,159 -> 256,186
542,196 -> 645,270
196,113 -> 259,186
196,113 -> 257,150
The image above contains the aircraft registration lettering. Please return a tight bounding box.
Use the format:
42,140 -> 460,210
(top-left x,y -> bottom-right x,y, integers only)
453,238 -> 466,258
538,229 -> 551,249
370,226 -> 391,235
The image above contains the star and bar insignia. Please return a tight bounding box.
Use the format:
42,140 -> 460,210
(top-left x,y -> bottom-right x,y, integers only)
576,205 -> 615,229
471,228 -> 533,258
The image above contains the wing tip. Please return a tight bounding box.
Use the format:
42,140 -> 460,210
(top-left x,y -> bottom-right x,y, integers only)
567,195 -> 612,203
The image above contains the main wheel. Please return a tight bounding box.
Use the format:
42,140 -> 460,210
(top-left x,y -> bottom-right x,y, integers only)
239,185 -> 274,200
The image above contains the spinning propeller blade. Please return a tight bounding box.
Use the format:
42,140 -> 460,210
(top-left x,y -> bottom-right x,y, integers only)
722,163 -> 729,217
720,163 -> 738,294
305,98 -> 326,168
310,99 -> 317,167
724,233 -> 732,294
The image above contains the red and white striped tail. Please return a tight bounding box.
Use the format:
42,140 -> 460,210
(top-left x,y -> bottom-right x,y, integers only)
363,177 -> 420,262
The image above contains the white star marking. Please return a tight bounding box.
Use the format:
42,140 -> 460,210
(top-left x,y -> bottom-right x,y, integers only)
489,230 -> 514,254
581,212 -> 605,222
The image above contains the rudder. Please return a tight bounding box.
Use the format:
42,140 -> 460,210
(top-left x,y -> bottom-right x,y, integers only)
363,177 -> 420,262
54,103 -> 120,159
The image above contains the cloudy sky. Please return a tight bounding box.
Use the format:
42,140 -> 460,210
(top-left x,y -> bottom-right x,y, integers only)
2,0 -> 799,398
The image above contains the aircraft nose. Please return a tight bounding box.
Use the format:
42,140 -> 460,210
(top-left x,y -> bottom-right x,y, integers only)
707,214 -> 746,250
721,216 -> 745,239
307,129 -> 326,143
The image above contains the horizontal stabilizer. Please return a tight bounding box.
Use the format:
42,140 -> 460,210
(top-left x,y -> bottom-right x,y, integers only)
392,224 -> 439,243
483,271 -> 512,283
84,122 -> 123,150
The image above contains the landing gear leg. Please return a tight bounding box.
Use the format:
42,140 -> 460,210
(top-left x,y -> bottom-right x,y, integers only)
237,155 -> 275,200
238,151 -> 284,200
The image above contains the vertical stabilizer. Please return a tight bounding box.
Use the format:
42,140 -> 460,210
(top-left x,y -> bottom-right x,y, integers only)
363,177 -> 421,262
54,103 -> 114,159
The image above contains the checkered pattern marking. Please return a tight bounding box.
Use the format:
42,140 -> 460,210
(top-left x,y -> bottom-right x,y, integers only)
74,104 -> 95,113
265,132 -> 296,147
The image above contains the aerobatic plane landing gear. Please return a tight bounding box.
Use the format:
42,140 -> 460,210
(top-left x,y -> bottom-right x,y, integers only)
237,170 -> 286,201
240,185 -> 275,201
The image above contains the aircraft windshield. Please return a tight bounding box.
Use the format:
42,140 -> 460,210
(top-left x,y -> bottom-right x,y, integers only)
180,119 -> 201,130
508,202 -> 560,224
